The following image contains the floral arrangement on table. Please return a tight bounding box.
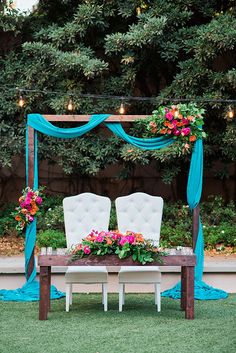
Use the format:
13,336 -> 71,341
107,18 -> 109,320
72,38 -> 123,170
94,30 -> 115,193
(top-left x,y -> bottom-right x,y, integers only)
70,230 -> 166,265
146,103 -> 206,146
13,187 -> 43,231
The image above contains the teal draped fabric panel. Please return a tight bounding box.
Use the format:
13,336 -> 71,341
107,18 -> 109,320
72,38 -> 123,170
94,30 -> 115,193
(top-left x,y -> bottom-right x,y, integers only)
0,113 -> 228,301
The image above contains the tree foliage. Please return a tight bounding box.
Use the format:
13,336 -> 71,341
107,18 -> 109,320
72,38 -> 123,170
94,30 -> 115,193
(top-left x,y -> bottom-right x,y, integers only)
0,1 -> 236,190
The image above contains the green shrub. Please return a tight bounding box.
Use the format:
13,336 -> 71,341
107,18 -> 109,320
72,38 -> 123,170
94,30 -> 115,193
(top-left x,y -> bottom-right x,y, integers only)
0,203 -> 19,237
37,205 -> 64,231
203,224 -> 236,248
37,230 -> 66,249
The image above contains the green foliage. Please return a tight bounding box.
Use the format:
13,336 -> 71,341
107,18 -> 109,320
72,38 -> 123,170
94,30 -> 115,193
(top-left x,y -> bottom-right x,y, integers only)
0,203 -> 19,237
37,229 -> 66,249
0,1 -> 236,185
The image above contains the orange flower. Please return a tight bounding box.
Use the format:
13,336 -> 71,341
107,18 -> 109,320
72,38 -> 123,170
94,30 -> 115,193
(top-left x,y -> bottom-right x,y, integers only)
176,122 -> 183,127
189,135 -> 197,142
164,121 -> 169,127
30,206 -> 38,215
178,114 -> 183,120
106,238 -> 112,245
21,208 -> 28,215
187,115 -> 194,121
135,233 -> 144,242
15,215 -> 21,221
168,123 -> 174,129
160,128 -> 167,134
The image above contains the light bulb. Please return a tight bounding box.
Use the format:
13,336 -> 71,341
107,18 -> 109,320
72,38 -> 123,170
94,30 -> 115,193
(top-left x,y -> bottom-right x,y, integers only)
228,107 -> 234,119
18,95 -> 25,108
67,98 -> 74,111
119,102 -> 125,114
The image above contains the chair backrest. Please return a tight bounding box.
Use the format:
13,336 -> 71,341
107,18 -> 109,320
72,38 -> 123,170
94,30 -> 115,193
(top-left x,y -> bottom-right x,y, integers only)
63,193 -> 111,247
115,192 -> 163,245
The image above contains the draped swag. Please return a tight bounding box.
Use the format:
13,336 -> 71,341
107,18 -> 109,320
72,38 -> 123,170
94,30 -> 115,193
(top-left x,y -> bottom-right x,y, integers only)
0,114 -> 228,301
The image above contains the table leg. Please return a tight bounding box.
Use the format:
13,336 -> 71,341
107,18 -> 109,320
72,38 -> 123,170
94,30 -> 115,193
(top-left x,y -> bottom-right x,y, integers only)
185,266 -> 194,320
39,266 -> 50,320
48,266 -> 51,311
181,266 -> 187,311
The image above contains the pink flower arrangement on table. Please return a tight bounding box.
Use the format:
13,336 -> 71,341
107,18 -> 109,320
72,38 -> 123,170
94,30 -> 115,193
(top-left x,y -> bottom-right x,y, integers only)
146,103 -> 206,150
70,230 -> 165,265
13,187 -> 43,231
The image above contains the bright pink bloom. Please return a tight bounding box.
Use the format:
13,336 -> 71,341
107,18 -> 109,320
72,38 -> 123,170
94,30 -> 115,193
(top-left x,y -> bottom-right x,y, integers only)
119,237 -> 129,246
182,119 -> 189,126
27,215 -> 34,222
127,235 -> 135,244
83,246 -> 91,255
165,112 -> 173,121
96,235 -> 104,243
35,196 -> 42,205
24,198 -> 31,205
173,130 -> 181,136
20,202 -> 26,208
181,127 -> 191,136
27,191 -> 34,198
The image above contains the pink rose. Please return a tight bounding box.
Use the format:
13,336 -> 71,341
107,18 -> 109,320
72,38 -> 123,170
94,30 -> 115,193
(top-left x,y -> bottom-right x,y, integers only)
20,202 -> 26,208
83,246 -> 91,255
27,215 -> 34,222
27,191 -> 34,198
112,233 -> 122,241
35,196 -> 42,205
173,130 -> 181,136
181,127 -> 191,136
165,112 -> 173,121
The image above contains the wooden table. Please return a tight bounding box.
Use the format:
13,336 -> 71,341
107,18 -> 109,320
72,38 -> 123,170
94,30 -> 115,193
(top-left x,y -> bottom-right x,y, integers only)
38,254 -> 196,320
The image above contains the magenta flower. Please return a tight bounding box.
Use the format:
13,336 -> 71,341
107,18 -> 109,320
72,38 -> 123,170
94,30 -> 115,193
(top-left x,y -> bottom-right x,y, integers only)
173,130 -> 181,136
119,237 -> 129,246
24,198 -> 31,205
181,127 -> 191,136
182,119 -> 189,126
127,235 -> 135,244
27,191 -> 34,198
35,196 -> 42,205
83,246 -> 91,255
96,235 -> 104,243
26,214 -> 34,222
165,112 -> 173,121
20,202 -> 26,208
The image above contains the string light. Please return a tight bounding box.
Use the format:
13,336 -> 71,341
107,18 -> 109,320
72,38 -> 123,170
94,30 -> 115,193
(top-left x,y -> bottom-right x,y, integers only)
67,98 -> 74,111
227,106 -> 234,119
18,93 -> 25,108
119,102 -> 125,114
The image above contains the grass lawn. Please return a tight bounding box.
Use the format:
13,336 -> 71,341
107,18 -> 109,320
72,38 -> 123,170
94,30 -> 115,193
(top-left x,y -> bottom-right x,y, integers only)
0,294 -> 235,353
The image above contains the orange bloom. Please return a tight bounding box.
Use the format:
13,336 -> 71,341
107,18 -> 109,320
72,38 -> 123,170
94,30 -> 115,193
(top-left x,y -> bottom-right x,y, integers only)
178,114 -> 183,120
164,121 -> 169,127
187,116 -> 194,121
15,215 -> 21,221
160,129 -> 167,134
189,135 -> 197,142
168,123 -> 174,129
21,208 -> 28,215
106,238 -> 112,245
135,233 -> 144,242
30,206 -> 38,215
176,122 -> 183,127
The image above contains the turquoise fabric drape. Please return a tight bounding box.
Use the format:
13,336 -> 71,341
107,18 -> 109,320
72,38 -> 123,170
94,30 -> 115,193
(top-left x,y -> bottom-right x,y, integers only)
0,113 -> 228,301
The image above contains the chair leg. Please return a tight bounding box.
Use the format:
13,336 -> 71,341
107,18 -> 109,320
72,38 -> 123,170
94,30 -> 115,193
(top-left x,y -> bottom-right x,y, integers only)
69,284 -> 73,305
66,283 -> 71,312
123,284 -> 125,305
155,283 -> 161,312
119,284 -> 124,312
103,283 -> 108,312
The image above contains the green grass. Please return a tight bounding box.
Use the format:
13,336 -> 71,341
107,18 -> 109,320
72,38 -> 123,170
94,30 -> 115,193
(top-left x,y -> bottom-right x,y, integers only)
0,294 -> 235,353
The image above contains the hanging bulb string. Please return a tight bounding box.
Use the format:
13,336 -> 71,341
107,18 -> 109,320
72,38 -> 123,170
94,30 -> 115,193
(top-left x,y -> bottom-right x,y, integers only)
0,84 -> 235,104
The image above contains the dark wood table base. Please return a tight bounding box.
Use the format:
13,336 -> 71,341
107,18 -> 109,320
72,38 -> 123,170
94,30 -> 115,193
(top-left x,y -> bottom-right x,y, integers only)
38,255 -> 196,320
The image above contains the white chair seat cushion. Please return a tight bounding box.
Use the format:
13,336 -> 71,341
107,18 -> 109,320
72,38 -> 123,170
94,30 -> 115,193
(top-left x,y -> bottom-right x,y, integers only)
119,266 -> 161,283
65,266 -> 108,283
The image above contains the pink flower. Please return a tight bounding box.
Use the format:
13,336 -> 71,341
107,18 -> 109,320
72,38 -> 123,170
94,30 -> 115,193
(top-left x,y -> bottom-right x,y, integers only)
112,233 -> 122,241
83,246 -> 91,255
165,112 -> 173,121
35,196 -> 42,205
27,215 -> 34,222
20,202 -> 26,208
119,237 -> 129,246
181,127 -> 191,136
96,235 -> 104,243
27,191 -> 34,198
173,129 -> 181,136
182,119 -> 189,126
127,235 -> 135,244
24,198 -> 31,206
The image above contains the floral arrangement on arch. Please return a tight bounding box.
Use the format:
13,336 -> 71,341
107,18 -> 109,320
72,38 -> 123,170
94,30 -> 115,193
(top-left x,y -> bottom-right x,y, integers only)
70,230 -> 165,265
13,187 -> 43,231
147,103 -> 206,146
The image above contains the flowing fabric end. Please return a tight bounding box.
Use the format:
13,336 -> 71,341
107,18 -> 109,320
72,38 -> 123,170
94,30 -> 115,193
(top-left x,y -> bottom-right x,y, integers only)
161,280 -> 228,300
0,280 -> 65,302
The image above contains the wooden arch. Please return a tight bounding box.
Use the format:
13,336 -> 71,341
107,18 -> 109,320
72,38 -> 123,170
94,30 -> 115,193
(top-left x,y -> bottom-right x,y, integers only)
27,115 -> 200,279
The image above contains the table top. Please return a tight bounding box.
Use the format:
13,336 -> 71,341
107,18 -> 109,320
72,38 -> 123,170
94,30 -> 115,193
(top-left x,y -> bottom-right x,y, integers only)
38,254 -> 196,267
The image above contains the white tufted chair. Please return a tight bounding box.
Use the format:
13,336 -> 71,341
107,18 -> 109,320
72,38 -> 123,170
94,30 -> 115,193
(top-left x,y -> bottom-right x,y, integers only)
63,193 -> 111,312
115,192 -> 163,312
